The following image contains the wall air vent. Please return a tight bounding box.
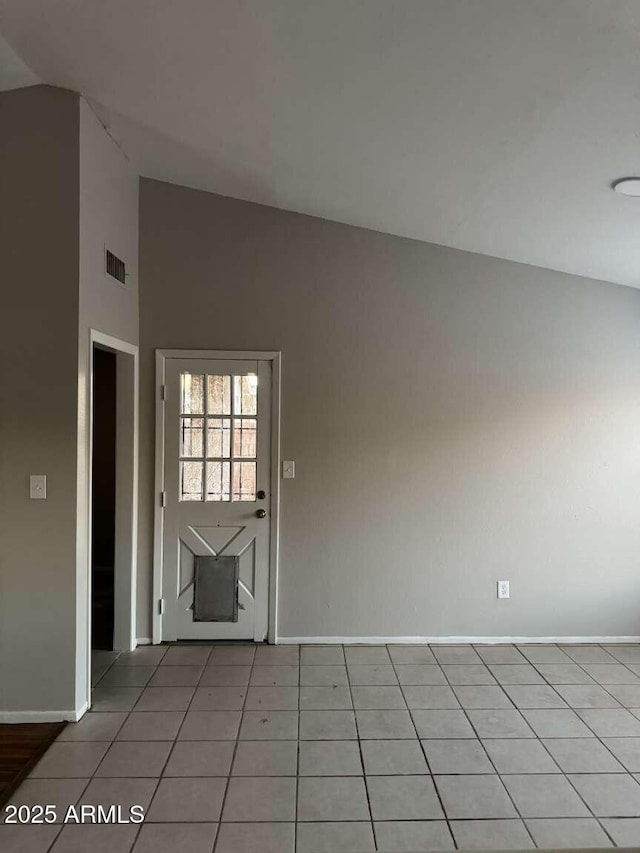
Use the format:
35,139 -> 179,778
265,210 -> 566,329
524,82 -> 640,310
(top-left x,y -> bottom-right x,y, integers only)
105,249 -> 126,285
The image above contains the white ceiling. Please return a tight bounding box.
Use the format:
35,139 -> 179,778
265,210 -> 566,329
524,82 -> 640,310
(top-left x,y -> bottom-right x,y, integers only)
2,0 -> 640,286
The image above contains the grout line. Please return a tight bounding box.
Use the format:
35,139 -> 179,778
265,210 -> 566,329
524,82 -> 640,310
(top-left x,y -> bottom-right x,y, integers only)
209,642 -> 254,852
294,644 -> 301,851
392,645 -> 457,850
346,645 -> 377,849
521,643 -> 636,845
434,646 -> 538,850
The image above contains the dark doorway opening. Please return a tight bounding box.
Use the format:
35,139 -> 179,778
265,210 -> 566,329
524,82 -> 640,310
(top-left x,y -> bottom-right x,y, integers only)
91,347 -> 117,650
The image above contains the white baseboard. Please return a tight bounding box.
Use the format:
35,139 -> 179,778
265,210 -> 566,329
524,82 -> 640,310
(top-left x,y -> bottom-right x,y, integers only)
0,702 -> 88,724
136,637 -> 152,645
277,635 -> 640,645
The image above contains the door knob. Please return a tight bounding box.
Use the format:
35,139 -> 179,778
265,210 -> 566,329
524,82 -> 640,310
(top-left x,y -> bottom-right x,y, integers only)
256,509 -> 267,519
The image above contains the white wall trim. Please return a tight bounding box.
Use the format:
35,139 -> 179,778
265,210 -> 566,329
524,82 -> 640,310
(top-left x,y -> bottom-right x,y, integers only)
277,635 -> 640,645
136,637 -> 152,645
1,702 -> 89,724
153,348 -> 282,646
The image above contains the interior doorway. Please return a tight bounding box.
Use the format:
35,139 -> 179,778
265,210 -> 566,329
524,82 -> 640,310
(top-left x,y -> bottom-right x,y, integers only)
86,329 -> 139,710
91,347 -> 117,650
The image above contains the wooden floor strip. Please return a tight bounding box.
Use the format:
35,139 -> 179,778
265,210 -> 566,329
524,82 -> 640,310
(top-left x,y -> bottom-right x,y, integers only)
0,723 -> 66,806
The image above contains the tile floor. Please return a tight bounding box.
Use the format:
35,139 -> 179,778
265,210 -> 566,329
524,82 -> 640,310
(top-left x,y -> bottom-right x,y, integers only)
5,642 -> 640,851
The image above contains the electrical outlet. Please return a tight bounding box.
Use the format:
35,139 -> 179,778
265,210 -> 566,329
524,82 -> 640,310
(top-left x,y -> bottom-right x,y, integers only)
497,580 -> 510,599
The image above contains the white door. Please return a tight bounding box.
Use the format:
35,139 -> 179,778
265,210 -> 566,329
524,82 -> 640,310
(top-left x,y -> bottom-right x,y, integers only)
162,358 -> 271,640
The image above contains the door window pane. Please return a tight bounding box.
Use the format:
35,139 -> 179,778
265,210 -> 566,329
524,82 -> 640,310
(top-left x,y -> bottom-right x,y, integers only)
180,417 -> 203,457
181,373 -> 204,414
180,461 -> 203,501
233,461 -> 256,501
207,375 -> 231,415
234,374 -> 258,415
233,418 -> 257,458
177,370 -> 260,502
206,460 -> 231,501
207,418 -> 231,458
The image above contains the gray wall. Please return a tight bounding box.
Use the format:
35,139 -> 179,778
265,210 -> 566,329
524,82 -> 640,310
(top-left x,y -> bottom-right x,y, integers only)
0,86 -> 80,713
0,86 -> 139,717
137,179 -> 640,641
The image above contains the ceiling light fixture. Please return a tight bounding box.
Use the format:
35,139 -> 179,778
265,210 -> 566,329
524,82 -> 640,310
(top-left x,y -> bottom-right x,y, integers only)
612,178 -> 640,197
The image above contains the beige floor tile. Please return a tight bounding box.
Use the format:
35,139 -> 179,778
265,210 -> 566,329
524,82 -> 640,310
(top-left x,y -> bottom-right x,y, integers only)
300,685 -> 352,710
298,776 -> 369,821
58,713 -> 126,741
347,665 -> 398,686
178,710 -> 240,740
232,740 -> 298,776
116,711 -> 184,741
146,777 -> 226,821
501,774 -> 590,818
375,820 -> 454,851
387,645 -> 436,665
209,645 -> 256,666
0,825 -> 60,853
222,776 -> 296,821
450,819 -> 534,849
367,774 -> 443,820
411,709 -> 474,739
134,686 -> 194,712
542,738 -> 625,773
95,741 -> 171,777
299,665 -> 348,686
30,742 -> 110,778
50,824 -> 138,853
298,740 -> 362,776
357,709 -> 416,739
526,817 -> 613,848
6,779 -> 89,822
435,774 -> 517,819
300,645 -> 345,665
215,822 -> 294,853
351,686 -> 405,710
163,740 -> 234,776
344,646 -> 391,665
240,710 -> 299,739
299,710 -> 356,740
132,823 -> 217,853
361,739 -> 428,774
199,664 -> 251,685
245,685 -> 298,710
148,665 -> 203,686
188,685 -> 245,711
422,739 -> 493,774
296,822 -> 375,853
482,738 -> 559,774
160,646 -> 211,666
249,665 -> 299,685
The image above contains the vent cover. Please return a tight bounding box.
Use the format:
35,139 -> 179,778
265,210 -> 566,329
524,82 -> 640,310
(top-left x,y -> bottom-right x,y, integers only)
105,249 -> 126,285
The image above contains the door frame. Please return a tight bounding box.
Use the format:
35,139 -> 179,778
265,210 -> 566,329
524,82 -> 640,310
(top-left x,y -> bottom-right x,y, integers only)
153,349 -> 282,645
84,330 -> 139,709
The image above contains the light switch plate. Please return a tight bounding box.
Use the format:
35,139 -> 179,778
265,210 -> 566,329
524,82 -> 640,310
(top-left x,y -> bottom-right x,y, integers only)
282,460 -> 295,479
30,474 -> 47,499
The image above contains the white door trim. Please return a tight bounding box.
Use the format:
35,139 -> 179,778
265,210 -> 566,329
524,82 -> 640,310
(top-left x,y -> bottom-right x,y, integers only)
84,330 -> 139,713
153,349 -> 282,645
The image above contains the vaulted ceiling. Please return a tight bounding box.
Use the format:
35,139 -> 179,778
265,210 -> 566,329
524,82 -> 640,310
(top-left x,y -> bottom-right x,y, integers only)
2,1 -> 640,286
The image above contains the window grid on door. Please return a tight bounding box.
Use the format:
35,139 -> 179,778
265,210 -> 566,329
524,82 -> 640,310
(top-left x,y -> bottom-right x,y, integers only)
179,372 -> 257,502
